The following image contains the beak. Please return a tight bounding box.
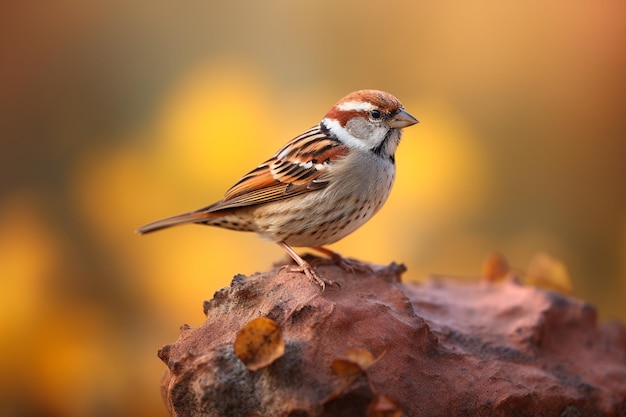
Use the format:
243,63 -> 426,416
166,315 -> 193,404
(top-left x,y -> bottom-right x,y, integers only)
388,108 -> 419,128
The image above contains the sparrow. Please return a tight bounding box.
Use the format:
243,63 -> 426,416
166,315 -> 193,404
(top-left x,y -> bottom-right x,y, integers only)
137,89 -> 418,289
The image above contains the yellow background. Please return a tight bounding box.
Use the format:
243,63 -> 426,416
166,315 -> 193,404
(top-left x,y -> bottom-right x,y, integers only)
1,1 -> 625,415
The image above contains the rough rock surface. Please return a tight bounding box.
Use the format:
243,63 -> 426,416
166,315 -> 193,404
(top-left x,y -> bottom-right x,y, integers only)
158,257 -> 626,417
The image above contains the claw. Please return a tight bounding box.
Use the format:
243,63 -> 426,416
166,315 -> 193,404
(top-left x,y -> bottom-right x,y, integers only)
277,241 -> 340,290
334,256 -> 373,274
288,264 -> 337,290
312,246 -> 373,274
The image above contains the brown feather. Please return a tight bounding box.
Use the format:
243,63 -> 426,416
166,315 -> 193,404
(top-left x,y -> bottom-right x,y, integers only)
207,126 -> 349,212
135,210 -> 221,234
137,125 -> 351,233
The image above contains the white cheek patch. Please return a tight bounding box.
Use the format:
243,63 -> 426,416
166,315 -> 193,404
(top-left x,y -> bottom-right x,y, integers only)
336,101 -> 375,112
322,118 -> 370,151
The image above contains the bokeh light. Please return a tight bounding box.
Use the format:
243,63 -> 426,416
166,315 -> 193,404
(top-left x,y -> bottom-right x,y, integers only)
1,1 -> 624,415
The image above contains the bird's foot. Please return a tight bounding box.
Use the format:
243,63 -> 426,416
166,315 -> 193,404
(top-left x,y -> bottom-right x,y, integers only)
287,263 -> 339,291
312,247 -> 373,274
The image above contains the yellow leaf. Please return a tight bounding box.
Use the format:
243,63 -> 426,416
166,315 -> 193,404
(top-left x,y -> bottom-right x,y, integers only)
234,317 -> 284,371
525,252 -> 573,294
331,347 -> 378,376
482,251 -> 511,282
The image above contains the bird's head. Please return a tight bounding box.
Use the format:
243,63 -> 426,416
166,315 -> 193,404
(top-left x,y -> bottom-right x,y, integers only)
322,89 -> 418,160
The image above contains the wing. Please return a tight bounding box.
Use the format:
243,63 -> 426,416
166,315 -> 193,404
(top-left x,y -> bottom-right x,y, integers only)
205,125 -> 349,212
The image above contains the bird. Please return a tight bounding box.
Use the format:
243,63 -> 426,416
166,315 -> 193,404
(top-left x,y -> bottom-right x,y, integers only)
137,89 -> 418,289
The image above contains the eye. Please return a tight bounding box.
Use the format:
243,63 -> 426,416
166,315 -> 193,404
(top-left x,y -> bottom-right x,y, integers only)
370,109 -> 382,119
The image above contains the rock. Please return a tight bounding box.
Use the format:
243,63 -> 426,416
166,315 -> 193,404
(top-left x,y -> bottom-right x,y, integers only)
158,256 -> 626,417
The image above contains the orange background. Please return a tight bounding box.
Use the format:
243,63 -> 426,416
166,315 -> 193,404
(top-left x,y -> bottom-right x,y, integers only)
1,1 -> 625,415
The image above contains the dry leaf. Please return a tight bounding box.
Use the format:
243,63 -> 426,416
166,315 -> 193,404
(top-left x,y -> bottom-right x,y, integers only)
525,252 -> 573,294
331,347 -> 378,376
482,251 -> 511,282
326,348 -> 383,404
234,317 -> 284,371
366,395 -> 403,417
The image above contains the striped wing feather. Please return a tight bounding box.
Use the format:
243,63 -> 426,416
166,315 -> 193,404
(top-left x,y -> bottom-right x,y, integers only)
206,126 -> 349,212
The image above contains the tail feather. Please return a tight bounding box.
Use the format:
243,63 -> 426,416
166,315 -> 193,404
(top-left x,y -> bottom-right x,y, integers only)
136,211 -> 214,234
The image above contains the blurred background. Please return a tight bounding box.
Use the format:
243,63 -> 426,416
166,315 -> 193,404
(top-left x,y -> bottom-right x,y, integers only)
1,1 -> 625,415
